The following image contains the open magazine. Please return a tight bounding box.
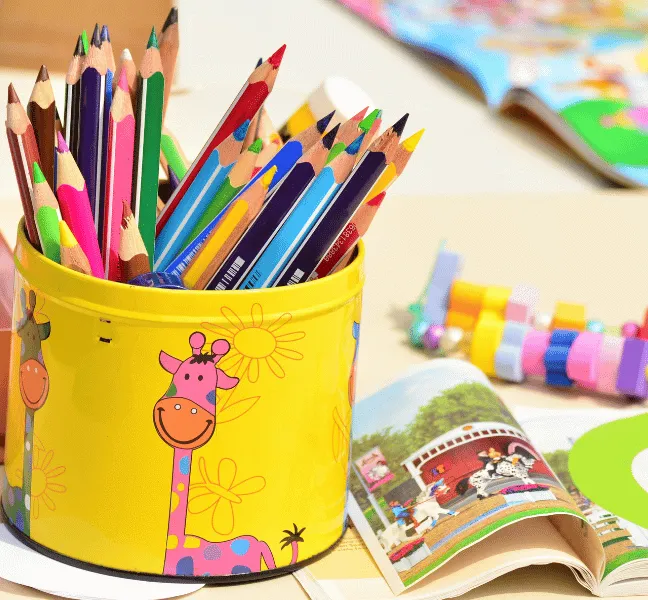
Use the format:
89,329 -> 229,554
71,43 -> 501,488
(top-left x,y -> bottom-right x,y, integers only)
337,0 -> 648,187
295,360 -> 648,599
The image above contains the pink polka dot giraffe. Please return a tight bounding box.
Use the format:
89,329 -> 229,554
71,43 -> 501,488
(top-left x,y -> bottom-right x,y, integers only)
154,331 -> 305,577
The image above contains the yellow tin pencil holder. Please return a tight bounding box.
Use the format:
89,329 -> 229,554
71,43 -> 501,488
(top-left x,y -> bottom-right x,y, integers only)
2,223 -> 364,582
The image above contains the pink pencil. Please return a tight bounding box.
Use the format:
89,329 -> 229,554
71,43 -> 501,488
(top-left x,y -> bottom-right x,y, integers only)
56,131 -> 104,278
103,70 -> 135,280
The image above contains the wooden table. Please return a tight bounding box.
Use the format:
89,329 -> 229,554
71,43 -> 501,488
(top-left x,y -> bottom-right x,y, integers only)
0,190 -> 645,599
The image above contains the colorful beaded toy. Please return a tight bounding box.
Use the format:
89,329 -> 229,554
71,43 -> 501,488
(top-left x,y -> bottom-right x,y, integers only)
408,242 -> 648,399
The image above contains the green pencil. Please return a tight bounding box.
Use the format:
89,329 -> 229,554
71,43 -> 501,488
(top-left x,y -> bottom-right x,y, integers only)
132,27 -> 164,266
32,162 -> 61,263
81,29 -> 89,55
160,129 -> 188,179
327,108 -> 381,164
183,138 -> 262,249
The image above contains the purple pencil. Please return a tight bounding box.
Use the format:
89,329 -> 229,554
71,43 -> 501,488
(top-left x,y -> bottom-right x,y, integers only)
274,114 -> 407,287
204,124 -> 340,291
78,24 -> 108,242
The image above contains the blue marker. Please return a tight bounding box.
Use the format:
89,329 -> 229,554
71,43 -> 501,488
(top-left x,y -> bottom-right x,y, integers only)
238,132 -> 365,290
153,120 -> 249,271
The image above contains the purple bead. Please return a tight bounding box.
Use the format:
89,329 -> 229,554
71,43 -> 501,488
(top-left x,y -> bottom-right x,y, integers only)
423,325 -> 445,350
622,322 -> 640,338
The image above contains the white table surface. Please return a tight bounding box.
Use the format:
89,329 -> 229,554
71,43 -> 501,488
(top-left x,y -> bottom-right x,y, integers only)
0,1 -> 643,597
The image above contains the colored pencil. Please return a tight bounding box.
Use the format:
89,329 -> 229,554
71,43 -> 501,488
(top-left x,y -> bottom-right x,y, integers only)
99,25 -> 115,250
205,124 -> 339,291
356,108 -> 382,160
64,36 -> 84,159
326,107 -> 368,163
238,130 -> 364,290
133,27 -> 165,266
156,45 -> 285,235
185,137 -> 262,245
119,202 -> 150,282
100,25 -> 116,74
78,25 -> 107,239
81,29 -> 89,54
6,84 -> 41,248
253,106 -> 283,173
183,166 -> 276,290
27,66 -> 56,190
56,131 -> 103,278
160,7 -> 179,122
32,162 -> 60,263
115,48 -> 138,108
312,191 -> 386,279
274,115 -> 406,287
365,128 -> 424,202
160,126 -> 189,178
59,220 -> 92,276
103,69 -> 135,281
243,58 -> 264,150
168,165 -> 180,192
153,120 -> 249,270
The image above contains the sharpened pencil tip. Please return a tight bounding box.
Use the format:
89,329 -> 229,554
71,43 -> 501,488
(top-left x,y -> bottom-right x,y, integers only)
392,113 -> 409,136
359,108 -> 381,133
233,119 -> 251,142
347,132 -> 365,156
36,65 -> 49,82
402,128 -> 424,152
121,200 -> 133,225
267,44 -> 286,68
367,191 -> 386,207
255,57 -> 263,68
59,221 -> 76,248
248,138 -> 263,154
81,29 -> 89,54
322,124 -> 340,150
147,27 -> 159,49
316,110 -> 335,134
56,131 -> 69,153
91,24 -> 101,48
261,166 -> 277,188
117,67 -> 129,92
162,7 -> 179,32
101,24 -> 110,43
74,35 -> 84,57
7,83 -> 19,104
33,162 -> 46,184
121,48 -> 133,61
351,106 -> 369,122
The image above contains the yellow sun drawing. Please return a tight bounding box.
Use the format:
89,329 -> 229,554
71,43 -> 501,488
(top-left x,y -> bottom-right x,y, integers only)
202,303 -> 305,384
15,437 -> 66,519
188,457 -> 266,535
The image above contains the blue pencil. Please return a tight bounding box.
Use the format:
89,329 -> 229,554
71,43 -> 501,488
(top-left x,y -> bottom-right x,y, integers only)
238,131 -> 364,290
78,24 -> 107,239
153,120 -> 249,271
98,25 -> 114,250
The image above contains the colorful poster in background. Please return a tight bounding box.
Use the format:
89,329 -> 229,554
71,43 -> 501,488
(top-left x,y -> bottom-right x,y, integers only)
337,0 -> 648,187
355,447 -> 395,491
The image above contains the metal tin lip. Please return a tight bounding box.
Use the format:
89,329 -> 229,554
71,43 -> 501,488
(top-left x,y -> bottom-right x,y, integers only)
1,507 -> 347,584
14,220 -> 365,323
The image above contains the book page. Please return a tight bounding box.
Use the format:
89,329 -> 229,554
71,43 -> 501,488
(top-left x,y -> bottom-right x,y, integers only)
348,359 -> 588,593
295,516 -> 594,600
517,408 -> 648,593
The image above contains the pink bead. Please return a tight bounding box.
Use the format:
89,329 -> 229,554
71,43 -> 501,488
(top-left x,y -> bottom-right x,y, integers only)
622,322 -> 640,338
423,324 -> 445,350
521,330 -> 550,376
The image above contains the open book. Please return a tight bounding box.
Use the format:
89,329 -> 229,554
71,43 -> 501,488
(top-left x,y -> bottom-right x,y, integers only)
295,360 -> 648,598
337,0 -> 648,187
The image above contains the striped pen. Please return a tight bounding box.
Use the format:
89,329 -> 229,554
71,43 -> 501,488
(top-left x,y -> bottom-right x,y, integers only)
153,120 -> 249,271
238,130 -> 364,290
184,137 -> 262,246
78,24 -> 107,239
274,115 -> 406,287
56,131 -> 103,278
103,69 -> 136,281
133,27 -> 165,266
156,45 -> 286,235
205,124 -> 339,291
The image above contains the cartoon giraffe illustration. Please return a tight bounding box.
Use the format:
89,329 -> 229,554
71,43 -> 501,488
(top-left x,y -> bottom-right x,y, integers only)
3,289 -> 51,536
154,331 -> 305,577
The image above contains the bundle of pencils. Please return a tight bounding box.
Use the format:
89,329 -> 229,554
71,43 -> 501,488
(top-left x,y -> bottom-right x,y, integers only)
8,7 -> 421,291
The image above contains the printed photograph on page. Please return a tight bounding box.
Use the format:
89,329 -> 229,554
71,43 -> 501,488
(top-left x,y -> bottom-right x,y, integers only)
349,360 -> 583,589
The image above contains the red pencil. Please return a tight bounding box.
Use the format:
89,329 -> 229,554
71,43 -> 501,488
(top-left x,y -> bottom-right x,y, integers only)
103,69 -> 135,281
6,84 -> 41,248
156,44 -> 286,235
56,131 -> 103,278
